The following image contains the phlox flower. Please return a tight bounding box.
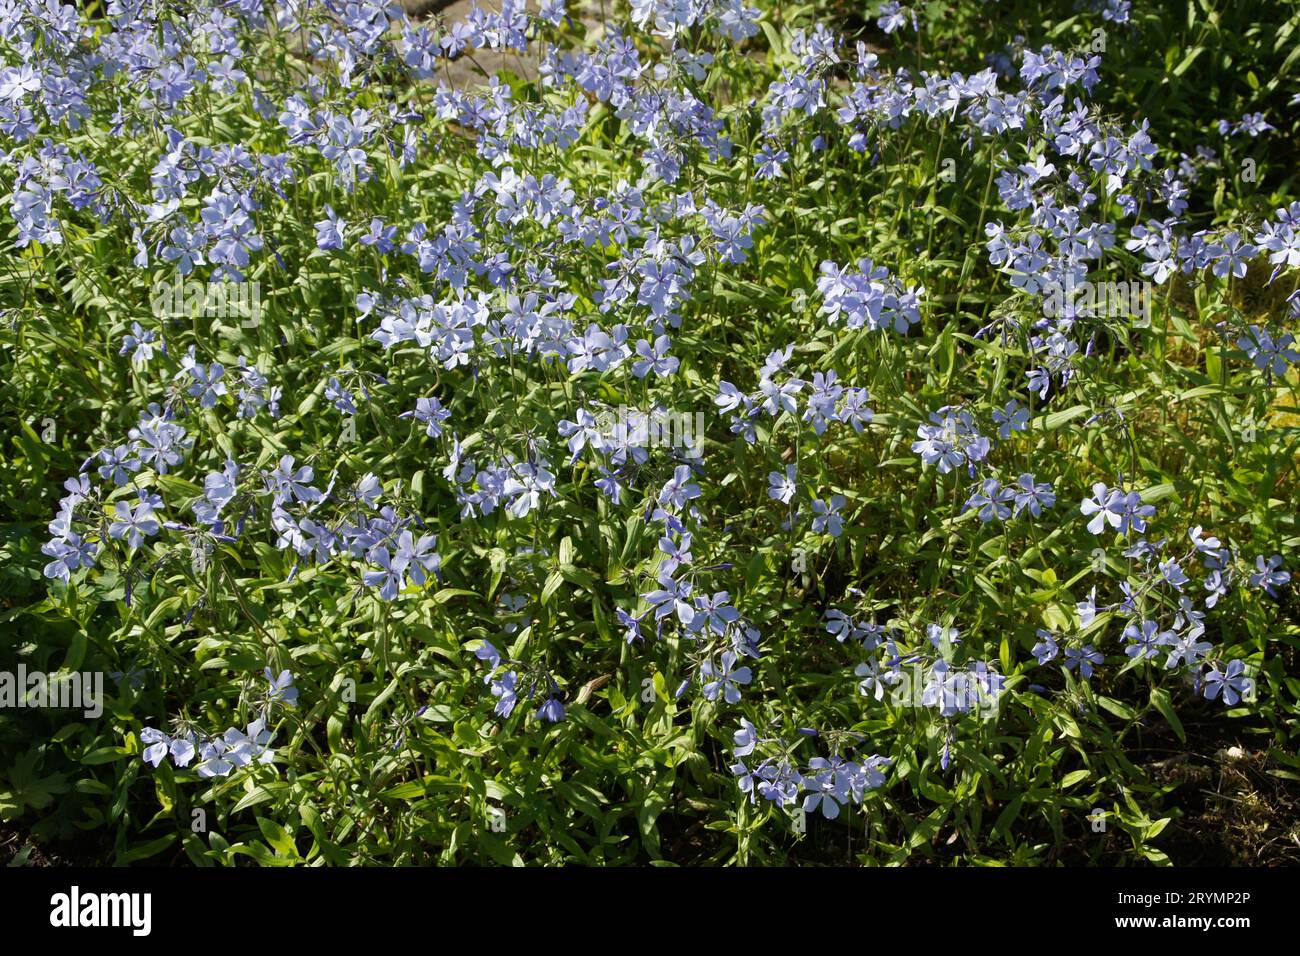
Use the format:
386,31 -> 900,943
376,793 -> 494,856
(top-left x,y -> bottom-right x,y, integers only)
1248,554 -> 1289,597
1203,660 -> 1252,705
701,650 -> 752,704
1063,645 -> 1103,679
767,465 -> 797,505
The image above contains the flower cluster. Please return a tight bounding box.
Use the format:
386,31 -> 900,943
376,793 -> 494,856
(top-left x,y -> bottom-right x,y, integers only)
139,669 -> 296,780
6,0 -> 1295,855
730,719 -> 892,819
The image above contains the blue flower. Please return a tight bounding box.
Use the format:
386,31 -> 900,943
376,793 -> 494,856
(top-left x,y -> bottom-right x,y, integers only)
1063,645 -> 1103,679
733,718 -> 758,757
1011,473 -> 1055,517
1203,660 -> 1252,705
657,464 -> 701,512
141,728 -> 170,768
964,478 -> 1014,522
767,465 -> 797,505
992,399 -> 1029,439
616,608 -> 646,645
1163,632 -> 1212,670
535,697 -> 566,723
811,495 -> 845,536
362,547 -> 404,601
644,574 -> 695,626
474,640 -> 502,682
1080,483 -> 1124,534
1248,554 -> 1289,597
264,668 -> 298,708
691,591 -> 740,636
108,497 -> 161,549
700,651 -> 752,704
359,217 -> 398,254
491,671 -> 519,718
1121,620 -> 1169,660
314,204 -> 347,250
801,756 -> 850,819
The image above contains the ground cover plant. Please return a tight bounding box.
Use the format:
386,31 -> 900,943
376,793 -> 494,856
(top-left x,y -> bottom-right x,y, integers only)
1,0 -> 1298,867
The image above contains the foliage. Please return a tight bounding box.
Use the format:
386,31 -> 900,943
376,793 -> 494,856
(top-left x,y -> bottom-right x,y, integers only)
1,0 -> 1298,866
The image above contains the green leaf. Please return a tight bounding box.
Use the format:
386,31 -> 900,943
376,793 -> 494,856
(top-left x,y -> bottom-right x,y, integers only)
1149,687 -> 1186,744
117,833 -> 177,864
1061,769 -> 1090,789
